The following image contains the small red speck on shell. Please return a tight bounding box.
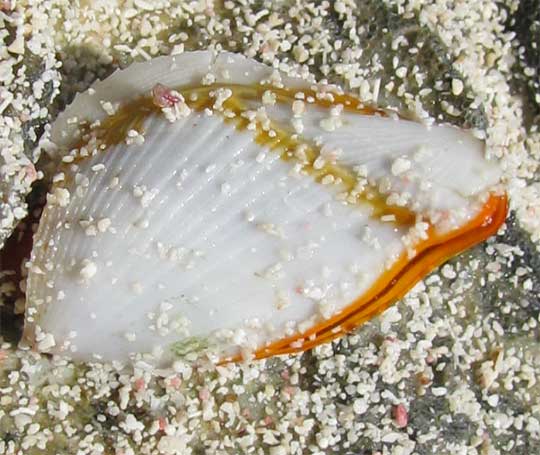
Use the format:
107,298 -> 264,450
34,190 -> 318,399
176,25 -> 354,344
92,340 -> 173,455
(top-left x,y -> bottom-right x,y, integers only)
152,83 -> 182,108
393,404 -> 408,428
198,387 -> 210,401
168,376 -> 181,388
158,417 -> 167,431
134,378 -> 145,391
0,350 -> 6,362
283,386 -> 296,398
25,163 -> 37,183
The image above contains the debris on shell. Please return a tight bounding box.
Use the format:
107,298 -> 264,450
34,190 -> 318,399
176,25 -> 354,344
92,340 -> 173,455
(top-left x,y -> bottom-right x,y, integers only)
151,83 -> 183,108
23,51 -> 506,364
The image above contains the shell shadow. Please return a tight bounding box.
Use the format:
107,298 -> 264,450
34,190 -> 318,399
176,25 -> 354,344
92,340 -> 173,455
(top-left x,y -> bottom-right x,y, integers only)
0,44 -> 119,344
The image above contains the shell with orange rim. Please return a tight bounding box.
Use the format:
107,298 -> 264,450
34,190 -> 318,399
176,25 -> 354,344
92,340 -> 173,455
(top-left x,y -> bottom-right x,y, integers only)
24,51 -> 507,363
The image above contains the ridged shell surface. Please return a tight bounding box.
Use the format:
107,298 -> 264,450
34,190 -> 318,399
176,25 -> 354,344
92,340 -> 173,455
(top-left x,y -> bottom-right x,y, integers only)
25,51 -> 505,363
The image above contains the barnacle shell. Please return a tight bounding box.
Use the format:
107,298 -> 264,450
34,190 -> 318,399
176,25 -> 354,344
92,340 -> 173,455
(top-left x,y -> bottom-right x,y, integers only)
24,51 -> 507,363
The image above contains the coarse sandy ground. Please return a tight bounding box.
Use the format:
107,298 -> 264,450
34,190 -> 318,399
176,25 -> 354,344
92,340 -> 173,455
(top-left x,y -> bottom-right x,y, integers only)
0,1 -> 539,454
